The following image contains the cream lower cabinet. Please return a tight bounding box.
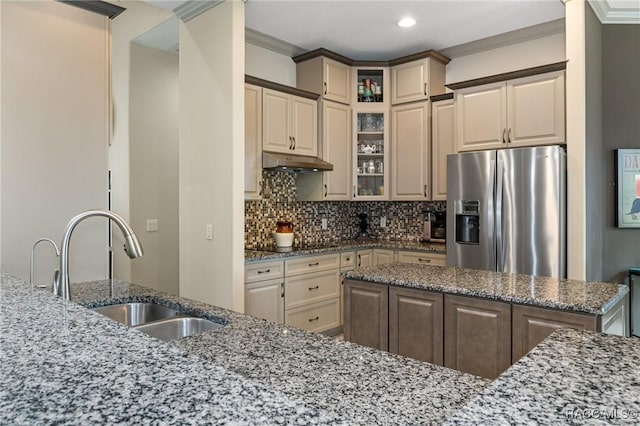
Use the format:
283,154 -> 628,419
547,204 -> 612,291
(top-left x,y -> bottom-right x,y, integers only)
284,253 -> 341,334
244,260 -> 285,324
455,70 -> 565,152
356,249 -> 373,268
396,251 -> 446,266
262,88 -> 318,156
391,101 -> 431,200
373,249 -> 394,265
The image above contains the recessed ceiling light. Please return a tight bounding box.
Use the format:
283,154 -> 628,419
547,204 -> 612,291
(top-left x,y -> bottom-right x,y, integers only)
397,17 -> 416,28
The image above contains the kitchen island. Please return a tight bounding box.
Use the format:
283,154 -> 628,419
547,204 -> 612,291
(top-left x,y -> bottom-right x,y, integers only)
0,273 -> 486,424
2,269 -> 638,424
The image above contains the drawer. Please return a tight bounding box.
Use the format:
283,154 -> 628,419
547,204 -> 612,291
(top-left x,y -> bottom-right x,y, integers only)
396,251 -> 446,266
341,251 -> 356,269
285,253 -> 340,276
285,269 -> 340,310
244,260 -> 284,283
285,298 -> 341,333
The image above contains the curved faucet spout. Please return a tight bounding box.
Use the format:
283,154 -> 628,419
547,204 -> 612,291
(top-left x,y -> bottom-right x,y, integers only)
58,210 -> 143,301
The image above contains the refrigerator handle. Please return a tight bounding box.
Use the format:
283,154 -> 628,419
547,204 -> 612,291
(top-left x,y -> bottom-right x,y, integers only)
496,157 -> 504,272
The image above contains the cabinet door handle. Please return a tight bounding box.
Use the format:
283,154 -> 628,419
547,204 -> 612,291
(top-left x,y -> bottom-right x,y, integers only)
418,258 -> 431,263
424,82 -> 428,96
288,136 -> 293,149
308,285 -> 319,291
324,184 -> 328,197
353,185 -> 356,198
258,180 -> 263,196
507,128 -> 512,144
292,136 -> 296,150
357,254 -> 361,267
424,184 -> 428,197
308,262 -> 319,267
502,128 -> 507,144
257,269 -> 271,274
281,282 -> 284,297
308,316 -> 319,322
323,81 -> 327,95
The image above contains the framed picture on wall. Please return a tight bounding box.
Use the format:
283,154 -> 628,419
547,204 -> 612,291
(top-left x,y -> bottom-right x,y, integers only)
615,149 -> 640,228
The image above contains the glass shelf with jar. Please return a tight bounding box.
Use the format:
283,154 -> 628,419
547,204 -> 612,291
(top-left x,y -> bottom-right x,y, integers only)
354,111 -> 388,199
354,67 -> 389,105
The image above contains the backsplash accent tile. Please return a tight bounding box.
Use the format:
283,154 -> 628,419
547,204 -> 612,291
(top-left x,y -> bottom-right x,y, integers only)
245,171 -> 445,249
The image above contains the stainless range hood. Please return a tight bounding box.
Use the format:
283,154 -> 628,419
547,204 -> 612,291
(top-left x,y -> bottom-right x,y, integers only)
262,151 -> 333,173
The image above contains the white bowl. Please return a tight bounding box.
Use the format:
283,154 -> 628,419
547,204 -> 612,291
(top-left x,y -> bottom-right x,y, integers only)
275,232 -> 294,247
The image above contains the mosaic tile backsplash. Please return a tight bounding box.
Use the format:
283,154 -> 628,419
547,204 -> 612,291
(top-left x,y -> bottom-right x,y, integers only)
245,171 -> 446,249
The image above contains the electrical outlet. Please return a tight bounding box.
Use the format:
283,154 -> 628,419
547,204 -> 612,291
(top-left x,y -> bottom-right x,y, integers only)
380,216 -> 387,228
146,219 -> 158,232
321,218 -> 328,230
206,224 -> 213,240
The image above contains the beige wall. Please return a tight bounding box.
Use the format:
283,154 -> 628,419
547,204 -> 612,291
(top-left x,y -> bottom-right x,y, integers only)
179,1 -> 245,311
445,32 -> 566,84
129,43 -> 179,294
1,0 -> 109,283
110,1 -> 174,282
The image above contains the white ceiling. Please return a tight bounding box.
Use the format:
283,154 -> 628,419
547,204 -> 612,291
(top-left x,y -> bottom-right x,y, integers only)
143,0 -> 639,59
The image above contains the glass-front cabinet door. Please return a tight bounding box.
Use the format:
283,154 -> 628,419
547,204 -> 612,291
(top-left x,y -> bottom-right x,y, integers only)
354,111 -> 389,200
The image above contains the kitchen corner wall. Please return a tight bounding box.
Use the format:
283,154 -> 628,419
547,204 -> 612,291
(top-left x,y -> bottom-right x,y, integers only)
245,171 -> 445,249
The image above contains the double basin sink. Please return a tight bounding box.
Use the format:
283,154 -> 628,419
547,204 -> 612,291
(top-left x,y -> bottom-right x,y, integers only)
93,302 -> 224,341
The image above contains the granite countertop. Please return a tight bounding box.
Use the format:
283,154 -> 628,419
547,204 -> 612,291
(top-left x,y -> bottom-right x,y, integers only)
343,263 -> 629,316
245,239 -> 446,262
0,273 -> 487,425
445,327 -> 640,424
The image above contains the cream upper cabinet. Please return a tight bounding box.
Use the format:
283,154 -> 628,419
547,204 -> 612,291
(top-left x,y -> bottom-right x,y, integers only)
262,88 -> 318,156
455,71 -> 565,152
321,101 -> 352,200
431,98 -> 455,201
391,57 -> 446,105
391,101 -> 431,200
296,55 -> 351,105
506,71 -> 565,147
245,84 -> 262,200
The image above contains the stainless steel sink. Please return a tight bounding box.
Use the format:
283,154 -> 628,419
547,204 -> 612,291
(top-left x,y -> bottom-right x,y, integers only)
93,302 -> 178,327
133,317 -> 224,341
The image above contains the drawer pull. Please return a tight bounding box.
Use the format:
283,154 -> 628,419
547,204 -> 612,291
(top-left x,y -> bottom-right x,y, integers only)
257,269 -> 271,274
308,262 -> 320,267
308,316 -> 319,322
418,258 -> 431,263
308,285 -> 319,291
345,257 -> 351,261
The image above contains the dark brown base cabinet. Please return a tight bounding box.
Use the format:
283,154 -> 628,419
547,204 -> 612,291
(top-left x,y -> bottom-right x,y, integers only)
444,295 -> 511,380
512,304 -> 597,362
389,287 -> 443,365
343,279 -> 388,351
344,279 -> 603,380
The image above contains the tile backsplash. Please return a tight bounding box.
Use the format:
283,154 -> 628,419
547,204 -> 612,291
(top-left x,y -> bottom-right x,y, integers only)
245,171 -> 446,249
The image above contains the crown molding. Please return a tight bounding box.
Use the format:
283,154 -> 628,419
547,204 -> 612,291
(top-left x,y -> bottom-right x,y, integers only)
588,0 -> 640,24
245,28 -> 306,58
58,0 -> 125,19
174,0 -> 224,22
441,19 -> 565,59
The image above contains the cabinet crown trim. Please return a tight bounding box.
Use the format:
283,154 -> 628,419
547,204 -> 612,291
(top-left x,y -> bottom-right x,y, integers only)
430,93 -> 454,102
292,47 -> 450,67
446,61 -> 567,91
245,75 -> 320,100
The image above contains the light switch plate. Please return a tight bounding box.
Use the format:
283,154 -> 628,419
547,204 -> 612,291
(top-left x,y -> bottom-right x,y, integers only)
380,216 -> 387,228
321,218 -> 328,230
146,219 -> 158,232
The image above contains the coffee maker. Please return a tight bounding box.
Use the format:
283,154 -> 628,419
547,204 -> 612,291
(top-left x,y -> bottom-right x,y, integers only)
421,210 -> 446,243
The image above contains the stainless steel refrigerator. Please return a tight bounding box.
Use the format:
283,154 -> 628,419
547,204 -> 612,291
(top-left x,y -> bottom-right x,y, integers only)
446,146 -> 566,278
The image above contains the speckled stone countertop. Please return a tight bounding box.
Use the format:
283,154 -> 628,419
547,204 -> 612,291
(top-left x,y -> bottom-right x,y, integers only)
445,327 -> 640,424
245,239 -> 445,262
343,263 -> 629,316
1,273 -> 488,425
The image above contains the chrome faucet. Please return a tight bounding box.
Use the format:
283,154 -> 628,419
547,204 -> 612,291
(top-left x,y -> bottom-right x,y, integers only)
56,210 -> 143,301
30,238 -> 60,289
